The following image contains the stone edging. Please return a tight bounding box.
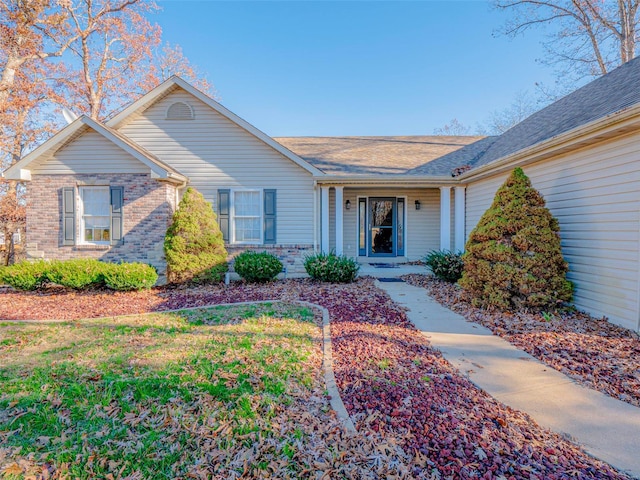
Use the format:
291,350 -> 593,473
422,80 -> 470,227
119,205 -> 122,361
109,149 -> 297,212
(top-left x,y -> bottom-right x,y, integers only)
2,299 -> 357,434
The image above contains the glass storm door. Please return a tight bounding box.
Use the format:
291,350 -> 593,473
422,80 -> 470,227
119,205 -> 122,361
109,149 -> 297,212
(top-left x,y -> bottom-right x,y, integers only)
369,198 -> 395,256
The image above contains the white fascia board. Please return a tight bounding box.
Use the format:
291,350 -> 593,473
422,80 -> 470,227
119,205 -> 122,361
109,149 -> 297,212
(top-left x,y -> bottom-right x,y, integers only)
3,117 -> 89,180
3,115 -> 187,184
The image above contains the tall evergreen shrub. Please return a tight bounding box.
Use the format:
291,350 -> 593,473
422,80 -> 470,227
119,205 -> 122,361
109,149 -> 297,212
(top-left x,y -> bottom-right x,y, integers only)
459,167 -> 572,310
164,187 -> 228,283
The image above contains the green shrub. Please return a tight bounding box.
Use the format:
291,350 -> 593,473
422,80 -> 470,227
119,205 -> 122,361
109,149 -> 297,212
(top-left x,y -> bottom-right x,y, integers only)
233,251 -> 282,282
424,250 -> 464,283
304,252 -> 359,283
0,260 -> 49,291
459,167 -> 573,310
103,263 -> 158,291
164,187 -> 228,284
46,259 -> 106,289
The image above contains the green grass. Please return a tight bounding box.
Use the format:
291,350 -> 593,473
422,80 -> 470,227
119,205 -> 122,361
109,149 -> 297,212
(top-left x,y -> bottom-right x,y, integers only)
0,303 -> 321,479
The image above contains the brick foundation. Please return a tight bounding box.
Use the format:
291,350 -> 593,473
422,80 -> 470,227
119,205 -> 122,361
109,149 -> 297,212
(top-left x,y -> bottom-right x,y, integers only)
26,174 -> 177,276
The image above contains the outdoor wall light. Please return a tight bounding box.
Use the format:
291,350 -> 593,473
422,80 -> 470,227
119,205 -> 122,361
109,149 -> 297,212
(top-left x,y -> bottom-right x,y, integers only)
345,200 -> 351,210
415,200 -> 421,210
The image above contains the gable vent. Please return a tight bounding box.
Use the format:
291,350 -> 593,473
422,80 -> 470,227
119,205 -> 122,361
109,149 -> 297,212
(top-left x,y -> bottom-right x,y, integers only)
166,101 -> 194,120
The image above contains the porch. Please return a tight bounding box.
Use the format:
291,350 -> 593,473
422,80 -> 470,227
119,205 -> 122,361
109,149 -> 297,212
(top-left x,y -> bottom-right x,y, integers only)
318,184 -> 467,261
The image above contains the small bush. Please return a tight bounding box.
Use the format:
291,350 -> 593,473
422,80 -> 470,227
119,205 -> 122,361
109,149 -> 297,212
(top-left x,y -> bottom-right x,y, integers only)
46,259 -> 106,289
0,260 -> 49,291
304,252 -> 359,283
164,187 -> 228,284
103,263 -> 158,291
233,251 -> 282,283
424,250 -> 464,283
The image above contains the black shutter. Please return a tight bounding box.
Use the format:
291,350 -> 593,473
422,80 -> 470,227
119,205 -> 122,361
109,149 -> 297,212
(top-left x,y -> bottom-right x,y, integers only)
110,186 -> 124,245
218,189 -> 230,242
264,189 -> 276,244
62,187 -> 75,246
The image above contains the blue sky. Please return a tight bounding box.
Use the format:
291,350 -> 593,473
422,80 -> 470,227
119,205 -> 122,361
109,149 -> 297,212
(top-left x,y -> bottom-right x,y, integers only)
157,1 -> 556,136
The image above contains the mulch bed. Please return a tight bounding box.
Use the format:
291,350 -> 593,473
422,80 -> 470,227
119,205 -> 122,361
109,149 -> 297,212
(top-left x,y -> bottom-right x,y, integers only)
0,279 -> 632,478
402,274 -> 640,410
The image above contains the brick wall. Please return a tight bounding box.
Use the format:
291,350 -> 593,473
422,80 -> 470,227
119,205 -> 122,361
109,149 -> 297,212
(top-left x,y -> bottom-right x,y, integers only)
26,174 -> 177,276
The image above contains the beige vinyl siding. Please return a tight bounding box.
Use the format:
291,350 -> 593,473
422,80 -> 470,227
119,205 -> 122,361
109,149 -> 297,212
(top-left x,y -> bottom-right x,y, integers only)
118,89 -> 315,244
31,131 -> 149,175
465,132 -> 640,332
342,188 -> 440,260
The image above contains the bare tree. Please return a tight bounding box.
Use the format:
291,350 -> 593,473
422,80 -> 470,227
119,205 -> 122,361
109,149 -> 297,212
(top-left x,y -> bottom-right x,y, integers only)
58,0 -> 162,119
433,118 -> 472,136
478,90 -> 540,135
152,42 -> 217,98
495,0 -> 640,83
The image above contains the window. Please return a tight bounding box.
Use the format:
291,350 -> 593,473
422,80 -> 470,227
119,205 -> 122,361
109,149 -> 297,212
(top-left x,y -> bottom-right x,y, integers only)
62,186 -> 123,246
233,191 -> 261,243
80,186 -> 111,243
217,189 -> 276,245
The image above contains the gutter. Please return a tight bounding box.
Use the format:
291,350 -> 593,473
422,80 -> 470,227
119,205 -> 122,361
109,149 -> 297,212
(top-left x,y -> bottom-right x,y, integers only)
458,103 -> 640,183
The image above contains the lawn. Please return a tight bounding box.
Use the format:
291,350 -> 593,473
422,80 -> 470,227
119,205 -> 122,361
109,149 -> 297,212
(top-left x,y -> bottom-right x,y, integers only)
0,303 -> 398,479
0,279 -> 633,479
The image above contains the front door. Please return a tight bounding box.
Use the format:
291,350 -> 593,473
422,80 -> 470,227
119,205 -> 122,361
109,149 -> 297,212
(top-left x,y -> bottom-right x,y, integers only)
369,197 -> 395,256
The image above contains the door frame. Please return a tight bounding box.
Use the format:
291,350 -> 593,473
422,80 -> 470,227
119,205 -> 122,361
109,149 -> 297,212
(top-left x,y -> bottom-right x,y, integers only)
357,195 -> 407,258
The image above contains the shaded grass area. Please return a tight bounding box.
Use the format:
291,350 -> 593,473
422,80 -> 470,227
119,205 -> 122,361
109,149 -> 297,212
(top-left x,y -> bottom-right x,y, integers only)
0,303 -> 329,478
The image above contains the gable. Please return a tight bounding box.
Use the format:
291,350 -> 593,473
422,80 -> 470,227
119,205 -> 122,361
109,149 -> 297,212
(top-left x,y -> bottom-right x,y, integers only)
30,130 -> 150,175
116,87 -> 317,182
109,78 -> 322,177
4,116 -> 187,183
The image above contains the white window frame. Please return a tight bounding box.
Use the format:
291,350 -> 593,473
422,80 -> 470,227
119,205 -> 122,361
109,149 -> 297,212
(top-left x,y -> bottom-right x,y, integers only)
230,189 -> 263,244
79,186 -> 111,245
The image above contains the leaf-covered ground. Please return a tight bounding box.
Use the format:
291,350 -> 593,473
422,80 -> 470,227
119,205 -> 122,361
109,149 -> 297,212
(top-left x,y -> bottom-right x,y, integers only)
0,303 -> 417,479
402,274 -> 640,409
0,280 -> 633,478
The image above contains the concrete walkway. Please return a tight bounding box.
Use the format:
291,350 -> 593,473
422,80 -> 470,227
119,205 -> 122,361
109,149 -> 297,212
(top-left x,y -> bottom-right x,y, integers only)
374,276 -> 640,479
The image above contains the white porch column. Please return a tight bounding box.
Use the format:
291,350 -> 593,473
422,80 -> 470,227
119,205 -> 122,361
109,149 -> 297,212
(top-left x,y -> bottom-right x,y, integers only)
454,186 -> 466,252
321,186 -> 330,253
440,186 -> 452,250
334,186 -> 344,255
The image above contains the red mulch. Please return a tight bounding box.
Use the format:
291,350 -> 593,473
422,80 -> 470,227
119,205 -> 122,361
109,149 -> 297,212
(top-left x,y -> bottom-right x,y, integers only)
0,279 -> 632,478
403,274 -> 640,410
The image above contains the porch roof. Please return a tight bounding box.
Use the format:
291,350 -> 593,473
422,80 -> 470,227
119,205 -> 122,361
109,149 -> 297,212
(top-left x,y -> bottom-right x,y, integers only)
274,136 -> 483,176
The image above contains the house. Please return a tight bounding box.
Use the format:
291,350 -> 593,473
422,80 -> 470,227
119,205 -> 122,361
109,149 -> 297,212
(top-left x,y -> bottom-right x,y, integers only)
4,56 -> 640,333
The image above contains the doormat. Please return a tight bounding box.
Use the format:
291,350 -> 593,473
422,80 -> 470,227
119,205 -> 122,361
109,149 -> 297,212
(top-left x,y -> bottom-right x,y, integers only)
377,278 -> 405,283
370,263 -> 400,268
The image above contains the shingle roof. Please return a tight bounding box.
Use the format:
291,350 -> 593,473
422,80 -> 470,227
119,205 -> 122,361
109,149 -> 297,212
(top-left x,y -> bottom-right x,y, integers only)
273,136 -> 483,176
429,55 -> 640,173
277,56 -> 640,179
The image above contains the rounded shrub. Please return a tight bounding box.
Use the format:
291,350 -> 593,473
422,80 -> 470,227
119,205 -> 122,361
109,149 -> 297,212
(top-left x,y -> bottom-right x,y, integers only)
0,260 -> 49,291
46,259 -> 106,289
459,167 -> 573,310
233,251 -> 282,282
304,252 -> 359,283
102,262 -> 158,291
424,250 -> 464,283
164,187 -> 228,284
